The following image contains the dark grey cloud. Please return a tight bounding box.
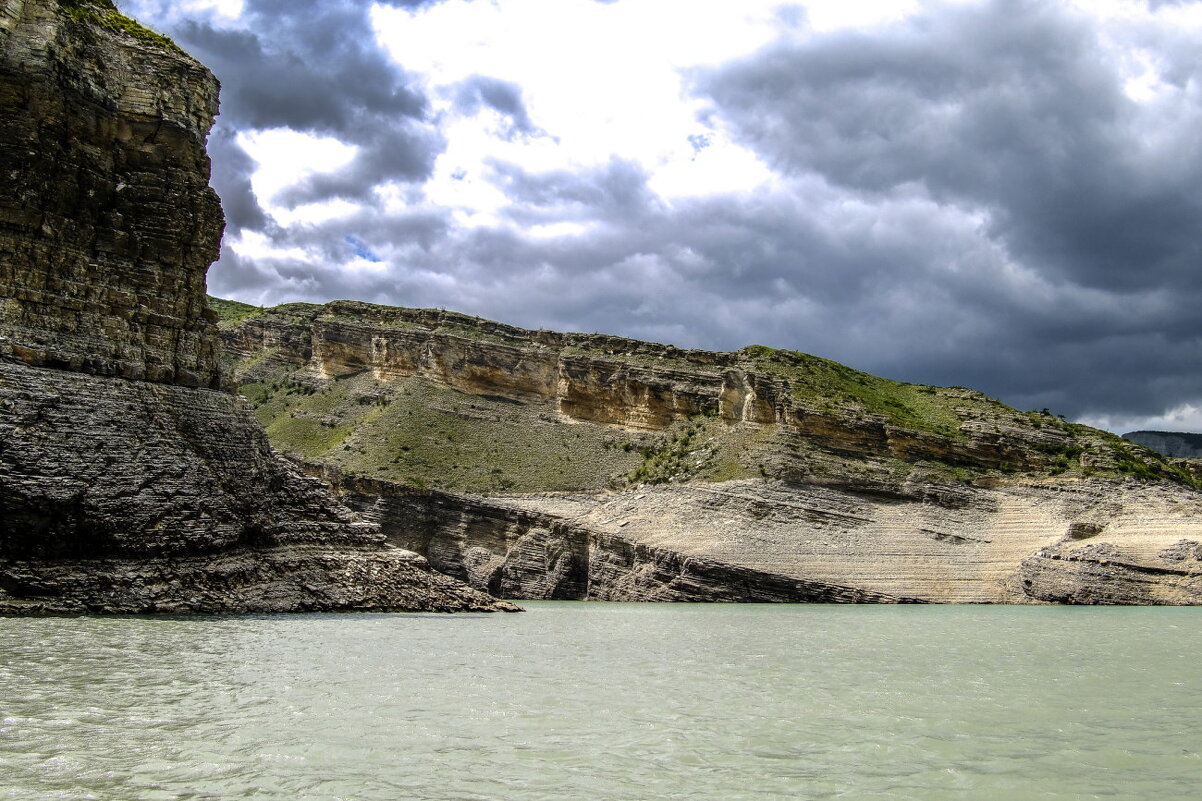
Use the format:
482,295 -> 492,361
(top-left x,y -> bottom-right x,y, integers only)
688,0 -> 1202,423
123,0 -> 442,227
489,158 -> 660,224
204,125 -> 269,234
277,126 -> 442,206
171,3 -> 427,131
699,0 -> 1202,294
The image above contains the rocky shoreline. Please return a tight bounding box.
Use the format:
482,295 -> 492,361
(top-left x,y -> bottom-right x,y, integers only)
0,0 -> 515,614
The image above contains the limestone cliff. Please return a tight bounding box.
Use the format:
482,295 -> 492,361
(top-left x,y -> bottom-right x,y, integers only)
1,0 -> 222,387
222,300 -> 1195,491
218,298 -> 1202,605
0,0 -> 514,613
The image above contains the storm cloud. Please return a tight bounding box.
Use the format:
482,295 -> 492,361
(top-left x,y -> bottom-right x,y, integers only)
121,0 -> 1202,433
125,0 -> 443,230
699,0 -> 1202,293
694,0 -> 1202,424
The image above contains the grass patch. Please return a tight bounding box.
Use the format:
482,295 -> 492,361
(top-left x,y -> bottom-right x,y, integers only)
264,416 -> 355,459
57,0 -> 181,51
241,370 -> 652,493
340,380 -> 649,493
741,345 -> 965,437
207,295 -> 264,328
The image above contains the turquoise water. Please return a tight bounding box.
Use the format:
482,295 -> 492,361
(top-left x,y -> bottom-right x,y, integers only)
1,603 -> 1200,800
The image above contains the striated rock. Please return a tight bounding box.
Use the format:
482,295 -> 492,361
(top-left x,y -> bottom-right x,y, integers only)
222,299 -> 1194,486
1,0 -> 223,388
0,361 -> 512,613
219,297 -> 1202,605
0,0 -> 514,613
316,467 -> 1202,605
316,469 -> 921,603
1019,540 -> 1202,605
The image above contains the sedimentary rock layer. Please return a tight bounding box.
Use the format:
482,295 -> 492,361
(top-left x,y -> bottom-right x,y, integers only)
221,299 -> 1202,605
319,468 -> 1202,605
0,0 -> 513,613
224,300 -> 1190,485
1,0 -> 223,388
321,470 -> 918,603
0,361 -> 510,612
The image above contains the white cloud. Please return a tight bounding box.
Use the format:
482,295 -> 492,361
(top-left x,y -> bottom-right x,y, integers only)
227,229 -> 309,261
236,129 -> 360,224
527,221 -> 594,239
1081,404 -> 1202,436
371,0 -> 796,211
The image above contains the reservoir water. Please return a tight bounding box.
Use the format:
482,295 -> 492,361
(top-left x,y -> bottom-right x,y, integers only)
2,602 -> 1200,800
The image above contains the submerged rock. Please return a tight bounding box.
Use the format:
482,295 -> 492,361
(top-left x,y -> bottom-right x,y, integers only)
0,0 -> 515,613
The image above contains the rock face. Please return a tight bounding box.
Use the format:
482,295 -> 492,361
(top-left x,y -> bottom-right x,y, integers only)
319,469 -> 917,603
223,300 -> 1197,490
219,299 -> 1202,605
1,0 -> 222,388
0,0 -> 514,613
224,302 -> 1027,460
316,467 -> 1202,605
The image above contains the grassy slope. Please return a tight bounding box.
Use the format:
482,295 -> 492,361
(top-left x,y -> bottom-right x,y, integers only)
742,345 -> 965,437
206,295 -> 265,328
240,372 -> 660,493
218,298 -> 1199,495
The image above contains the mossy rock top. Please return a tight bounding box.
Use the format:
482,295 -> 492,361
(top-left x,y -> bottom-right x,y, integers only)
57,0 -> 181,52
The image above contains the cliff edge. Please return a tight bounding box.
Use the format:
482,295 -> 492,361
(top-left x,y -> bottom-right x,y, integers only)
0,0 -> 515,613
218,299 -> 1202,604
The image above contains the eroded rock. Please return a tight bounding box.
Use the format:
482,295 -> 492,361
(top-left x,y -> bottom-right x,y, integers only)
0,0 -> 515,613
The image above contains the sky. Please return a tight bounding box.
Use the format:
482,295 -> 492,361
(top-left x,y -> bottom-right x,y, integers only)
119,0 -> 1202,434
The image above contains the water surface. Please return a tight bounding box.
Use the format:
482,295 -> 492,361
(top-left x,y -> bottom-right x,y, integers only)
2,603 -> 1199,800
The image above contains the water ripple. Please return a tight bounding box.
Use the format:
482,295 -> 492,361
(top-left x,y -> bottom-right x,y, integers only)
2,605 -> 1201,799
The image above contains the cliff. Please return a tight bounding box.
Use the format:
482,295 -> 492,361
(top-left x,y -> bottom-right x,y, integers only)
220,300 -> 1196,490
1,0 -> 222,387
0,0 -> 514,613
218,298 -> 1202,605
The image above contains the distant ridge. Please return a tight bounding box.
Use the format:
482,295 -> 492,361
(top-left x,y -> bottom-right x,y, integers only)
1123,431 -> 1202,459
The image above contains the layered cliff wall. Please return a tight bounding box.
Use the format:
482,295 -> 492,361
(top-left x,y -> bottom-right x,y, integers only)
0,0 -> 513,613
220,299 -> 1202,604
312,467 -> 1202,605
1,0 -> 223,387
223,299 -> 1193,491
320,469 -> 916,603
